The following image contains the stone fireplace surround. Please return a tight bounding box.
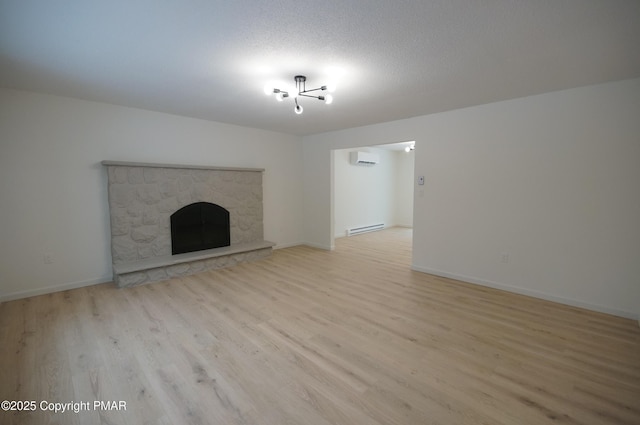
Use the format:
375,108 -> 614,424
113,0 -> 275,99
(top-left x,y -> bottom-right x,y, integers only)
102,161 -> 274,287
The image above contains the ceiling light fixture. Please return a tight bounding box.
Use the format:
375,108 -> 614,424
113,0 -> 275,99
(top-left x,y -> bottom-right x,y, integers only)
404,142 -> 415,153
265,75 -> 334,115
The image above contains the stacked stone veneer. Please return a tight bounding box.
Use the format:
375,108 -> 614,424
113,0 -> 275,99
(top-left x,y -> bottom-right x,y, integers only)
102,161 -> 272,287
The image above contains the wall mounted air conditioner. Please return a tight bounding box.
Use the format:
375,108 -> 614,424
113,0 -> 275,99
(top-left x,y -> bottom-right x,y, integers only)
350,151 -> 380,165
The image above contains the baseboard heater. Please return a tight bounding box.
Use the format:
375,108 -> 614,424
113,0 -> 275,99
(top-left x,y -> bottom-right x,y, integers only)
347,223 -> 385,236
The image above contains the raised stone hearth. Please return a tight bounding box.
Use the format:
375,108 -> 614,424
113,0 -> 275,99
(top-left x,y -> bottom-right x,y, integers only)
102,161 -> 273,287
113,240 -> 274,287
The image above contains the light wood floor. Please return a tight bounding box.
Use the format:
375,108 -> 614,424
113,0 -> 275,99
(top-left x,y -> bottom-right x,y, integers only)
1,227 -> 639,425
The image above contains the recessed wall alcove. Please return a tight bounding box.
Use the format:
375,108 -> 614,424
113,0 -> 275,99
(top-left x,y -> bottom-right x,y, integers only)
102,161 -> 274,287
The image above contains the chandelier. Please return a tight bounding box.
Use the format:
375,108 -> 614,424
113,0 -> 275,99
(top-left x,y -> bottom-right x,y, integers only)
264,75 -> 334,115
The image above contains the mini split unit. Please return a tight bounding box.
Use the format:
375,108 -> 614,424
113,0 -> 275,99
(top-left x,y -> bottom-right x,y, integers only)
350,151 -> 380,165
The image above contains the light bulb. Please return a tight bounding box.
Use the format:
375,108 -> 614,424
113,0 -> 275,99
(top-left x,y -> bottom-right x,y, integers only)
275,92 -> 284,102
324,94 -> 333,105
295,104 -> 303,115
263,84 -> 273,96
325,82 -> 336,93
405,146 -> 411,153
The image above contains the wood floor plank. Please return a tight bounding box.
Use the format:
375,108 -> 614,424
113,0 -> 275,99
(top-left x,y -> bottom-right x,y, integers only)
1,227 -> 639,424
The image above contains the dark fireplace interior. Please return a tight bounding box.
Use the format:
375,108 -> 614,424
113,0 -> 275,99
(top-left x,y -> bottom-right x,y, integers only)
170,202 -> 230,255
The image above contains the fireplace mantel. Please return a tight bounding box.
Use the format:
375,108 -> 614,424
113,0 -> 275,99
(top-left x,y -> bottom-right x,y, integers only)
102,160 -> 272,287
101,160 -> 264,173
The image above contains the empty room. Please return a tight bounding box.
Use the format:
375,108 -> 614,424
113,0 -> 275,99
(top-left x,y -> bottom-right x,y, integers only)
1,1 -> 639,424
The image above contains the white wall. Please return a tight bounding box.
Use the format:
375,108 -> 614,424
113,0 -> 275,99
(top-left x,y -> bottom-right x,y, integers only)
303,78 -> 640,319
0,88 -> 304,301
394,151 -> 414,227
333,148 -> 413,237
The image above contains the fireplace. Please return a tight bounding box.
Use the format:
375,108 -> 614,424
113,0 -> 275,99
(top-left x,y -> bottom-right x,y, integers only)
102,160 -> 274,287
171,202 -> 230,255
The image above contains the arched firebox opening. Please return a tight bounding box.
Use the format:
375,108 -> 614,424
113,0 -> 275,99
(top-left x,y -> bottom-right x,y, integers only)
170,202 -> 230,255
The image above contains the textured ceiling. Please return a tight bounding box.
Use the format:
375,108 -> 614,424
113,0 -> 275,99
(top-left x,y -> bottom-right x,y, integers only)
1,0 -> 639,136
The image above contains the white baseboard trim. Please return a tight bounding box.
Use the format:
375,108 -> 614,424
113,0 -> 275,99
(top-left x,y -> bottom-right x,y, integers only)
411,265 -> 638,321
303,242 -> 335,251
272,241 -> 336,251
0,276 -> 112,303
273,241 -> 305,250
